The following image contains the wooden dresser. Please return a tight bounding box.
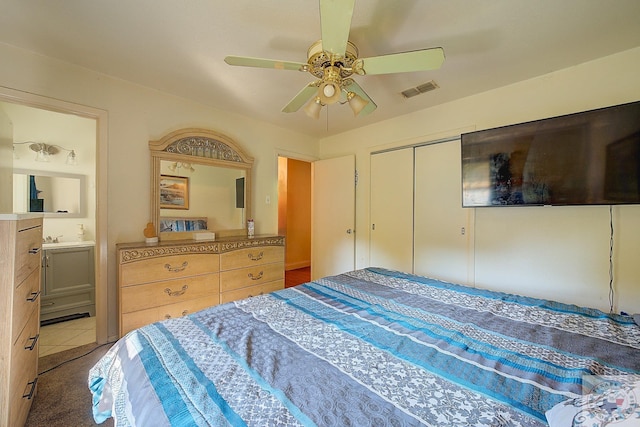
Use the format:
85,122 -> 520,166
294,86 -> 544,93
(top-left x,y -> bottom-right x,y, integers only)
117,235 -> 284,336
0,214 -> 43,427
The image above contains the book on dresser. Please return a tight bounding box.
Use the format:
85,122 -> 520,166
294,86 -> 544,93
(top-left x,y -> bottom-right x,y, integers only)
116,235 -> 285,337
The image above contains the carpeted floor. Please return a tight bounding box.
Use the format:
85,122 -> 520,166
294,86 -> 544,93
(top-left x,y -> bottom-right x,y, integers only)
25,342 -> 114,427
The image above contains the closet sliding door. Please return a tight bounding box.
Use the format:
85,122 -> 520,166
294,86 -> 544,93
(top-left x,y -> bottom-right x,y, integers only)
414,141 -> 473,285
370,148 -> 414,273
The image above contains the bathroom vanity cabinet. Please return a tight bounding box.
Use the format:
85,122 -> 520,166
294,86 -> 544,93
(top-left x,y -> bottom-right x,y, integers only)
40,242 -> 95,323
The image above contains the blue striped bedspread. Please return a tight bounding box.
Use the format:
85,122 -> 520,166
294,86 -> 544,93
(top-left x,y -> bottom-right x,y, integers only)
88,268 -> 640,426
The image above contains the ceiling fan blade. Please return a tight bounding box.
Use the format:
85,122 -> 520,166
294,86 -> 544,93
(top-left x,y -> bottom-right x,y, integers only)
343,79 -> 377,116
320,0 -> 355,57
224,55 -> 308,72
357,47 -> 445,75
282,82 -> 320,113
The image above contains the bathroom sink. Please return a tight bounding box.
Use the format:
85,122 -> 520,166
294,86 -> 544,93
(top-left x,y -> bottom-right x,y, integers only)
42,241 -> 95,249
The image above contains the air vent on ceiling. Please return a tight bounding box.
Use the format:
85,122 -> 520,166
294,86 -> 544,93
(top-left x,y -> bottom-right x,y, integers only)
401,80 -> 439,99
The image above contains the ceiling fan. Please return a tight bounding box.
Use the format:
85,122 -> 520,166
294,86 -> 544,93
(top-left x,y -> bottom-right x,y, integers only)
224,0 -> 445,119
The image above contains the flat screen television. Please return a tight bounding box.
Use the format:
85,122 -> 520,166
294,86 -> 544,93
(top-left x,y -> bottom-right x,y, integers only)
461,100 -> 640,207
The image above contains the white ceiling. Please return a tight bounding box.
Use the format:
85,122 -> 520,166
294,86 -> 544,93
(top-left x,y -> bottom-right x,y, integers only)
1,0 -> 639,138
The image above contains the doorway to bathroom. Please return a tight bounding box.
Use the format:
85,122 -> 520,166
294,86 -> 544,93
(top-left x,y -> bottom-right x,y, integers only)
1,92 -> 106,357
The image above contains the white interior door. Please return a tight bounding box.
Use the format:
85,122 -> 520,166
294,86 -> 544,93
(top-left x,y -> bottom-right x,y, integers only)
311,155 -> 355,279
414,141 -> 473,285
370,148 -> 414,273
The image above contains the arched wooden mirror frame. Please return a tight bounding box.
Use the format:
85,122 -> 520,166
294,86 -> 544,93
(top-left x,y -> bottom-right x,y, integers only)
149,128 -> 254,239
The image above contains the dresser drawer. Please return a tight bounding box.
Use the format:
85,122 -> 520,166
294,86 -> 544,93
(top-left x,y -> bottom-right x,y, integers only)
10,309 -> 39,427
220,246 -> 284,271
220,262 -> 284,292
15,221 -> 42,287
220,280 -> 284,304
121,273 -> 219,313
121,295 -> 219,335
13,269 -> 40,344
120,253 -> 219,286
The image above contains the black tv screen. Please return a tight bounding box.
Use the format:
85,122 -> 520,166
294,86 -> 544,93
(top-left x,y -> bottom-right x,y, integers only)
461,101 -> 640,207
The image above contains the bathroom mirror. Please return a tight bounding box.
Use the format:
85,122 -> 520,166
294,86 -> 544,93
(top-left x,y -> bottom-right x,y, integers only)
150,128 -> 253,239
13,168 -> 86,218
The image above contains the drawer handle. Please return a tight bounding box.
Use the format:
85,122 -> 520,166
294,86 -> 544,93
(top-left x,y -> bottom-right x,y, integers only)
164,311 -> 188,319
25,334 -> 39,351
247,252 -> 264,261
247,292 -> 264,298
27,291 -> 41,302
165,285 -> 188,297
29,247 -> 41,255
248,271 -> 264,281
164,261 -> 188,272
23,377 -> 38,400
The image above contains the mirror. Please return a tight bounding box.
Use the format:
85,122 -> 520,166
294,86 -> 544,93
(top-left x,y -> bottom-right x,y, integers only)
150,128 -> 253,239
159,161 -> 246,230
13,168 -> 86,217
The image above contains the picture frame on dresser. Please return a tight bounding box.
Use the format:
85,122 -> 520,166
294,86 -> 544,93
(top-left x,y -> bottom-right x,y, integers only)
159,175 -> 189,209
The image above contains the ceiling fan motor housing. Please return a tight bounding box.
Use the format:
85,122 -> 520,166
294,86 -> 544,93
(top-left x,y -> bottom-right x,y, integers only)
307,40 -> 358,79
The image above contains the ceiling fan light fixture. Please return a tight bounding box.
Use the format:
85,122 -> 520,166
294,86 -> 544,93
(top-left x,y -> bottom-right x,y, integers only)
323,84 -> 336,98
318,81 -> 341,105
347,91 -> 369,116
318,65 -> 343,105
304,97 -> 323,119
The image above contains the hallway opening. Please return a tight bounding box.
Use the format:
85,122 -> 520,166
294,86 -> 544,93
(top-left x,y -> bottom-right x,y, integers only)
278,156 -> 312,285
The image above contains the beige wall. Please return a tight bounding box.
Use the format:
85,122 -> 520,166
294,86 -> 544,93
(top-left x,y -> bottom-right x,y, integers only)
319,47 -> 640,314
0,43 -> 318,340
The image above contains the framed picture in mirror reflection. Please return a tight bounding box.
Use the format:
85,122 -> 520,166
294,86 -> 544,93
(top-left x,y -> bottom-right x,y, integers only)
160,175 -> 189,209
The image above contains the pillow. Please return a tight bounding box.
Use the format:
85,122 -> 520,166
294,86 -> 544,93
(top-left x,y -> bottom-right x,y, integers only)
545,375 -> 640,427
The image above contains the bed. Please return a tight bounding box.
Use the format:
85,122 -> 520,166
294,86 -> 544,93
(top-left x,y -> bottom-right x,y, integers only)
89,267 -> 640,426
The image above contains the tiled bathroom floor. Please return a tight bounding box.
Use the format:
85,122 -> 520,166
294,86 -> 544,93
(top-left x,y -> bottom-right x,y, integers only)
39,316 -> 96,357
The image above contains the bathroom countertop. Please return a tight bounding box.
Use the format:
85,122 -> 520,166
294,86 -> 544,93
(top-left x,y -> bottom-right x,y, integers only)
0,213 -> 44,220
42,240 -> 96,249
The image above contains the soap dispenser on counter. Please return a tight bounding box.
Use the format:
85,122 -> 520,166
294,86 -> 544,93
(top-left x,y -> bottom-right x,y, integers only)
77,223 -> 85,241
